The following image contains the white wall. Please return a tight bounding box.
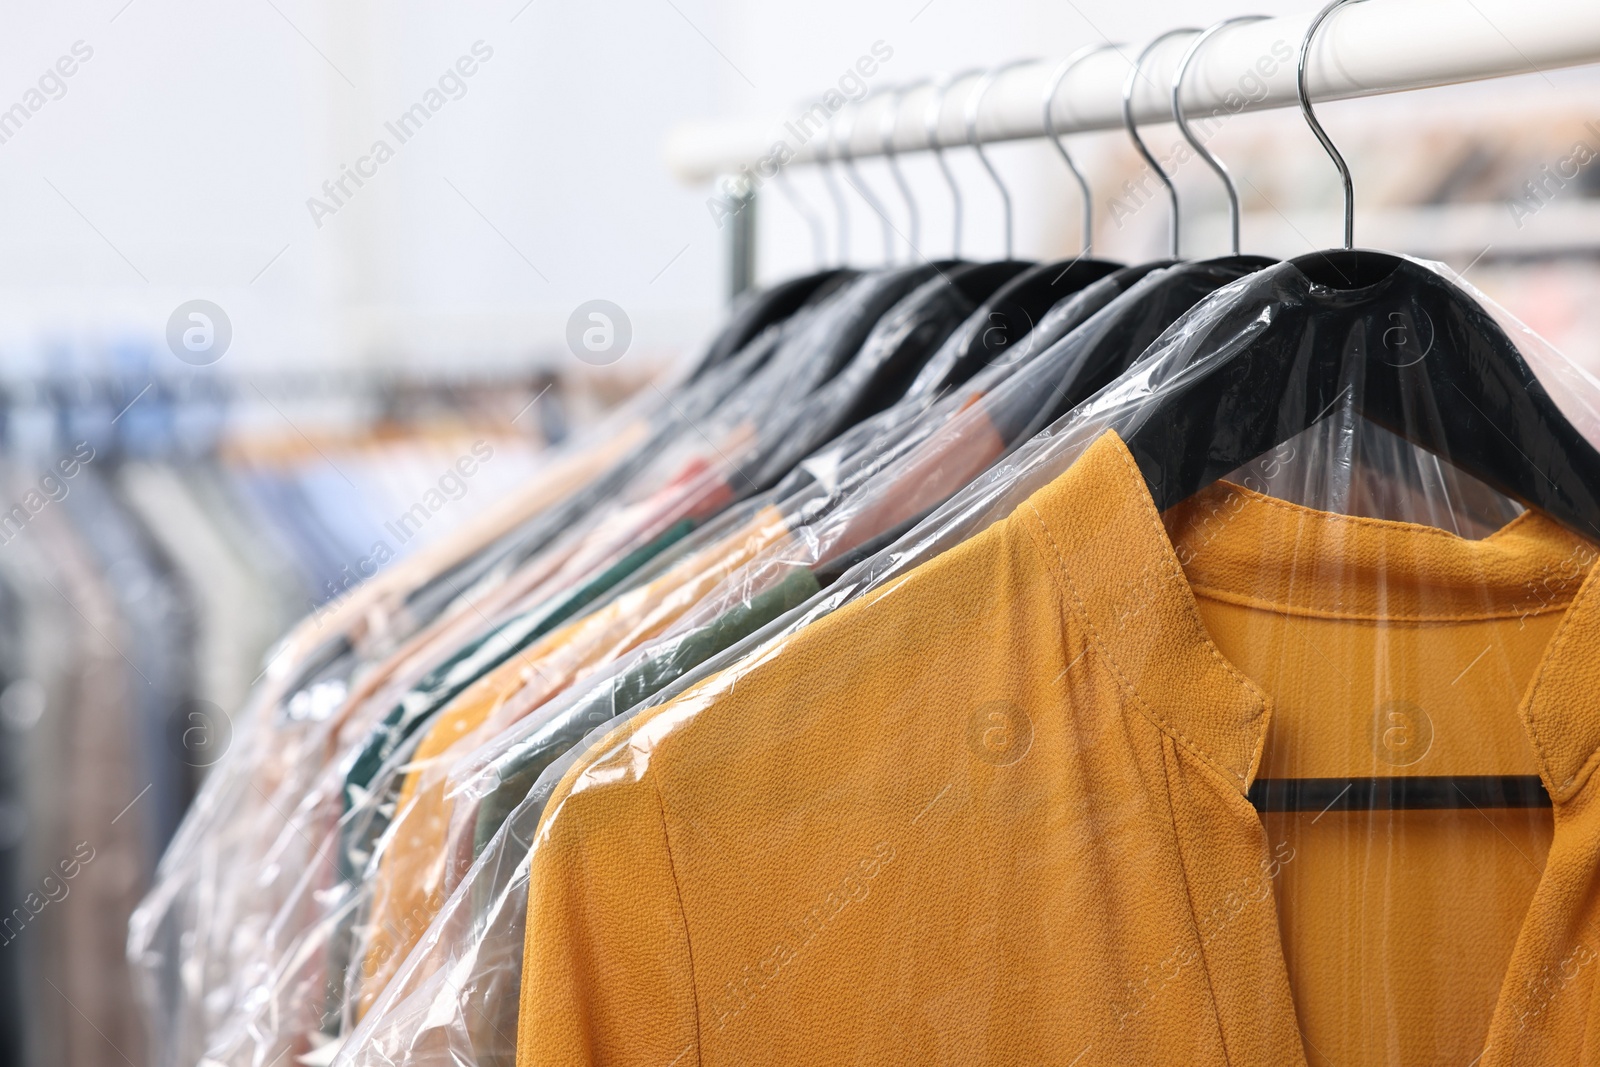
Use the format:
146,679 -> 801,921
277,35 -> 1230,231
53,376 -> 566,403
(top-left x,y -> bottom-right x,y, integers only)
0,0 -> 727,380
2,0 -> 1598,384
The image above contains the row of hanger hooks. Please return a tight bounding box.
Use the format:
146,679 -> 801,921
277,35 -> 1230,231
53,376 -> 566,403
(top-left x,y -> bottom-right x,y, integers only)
776,0 -> 1357,268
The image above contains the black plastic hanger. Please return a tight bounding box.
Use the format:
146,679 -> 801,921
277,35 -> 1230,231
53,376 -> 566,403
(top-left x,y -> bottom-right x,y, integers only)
742,69 -> 1054,489
1008,29 -> 1287,437
1125,0 -> 1600,553
828,258 -> 1035,428
1122,251 -> 1600,537
908,52 -> 1154,396
1129,250 -> 1597,817
785,60 -> 1134,471
739,258 -> 1029,491
912,257 -> 1124,394
1009,256 -> 1269,439
687,269 -> 856,381
1118,0 -> 1600,811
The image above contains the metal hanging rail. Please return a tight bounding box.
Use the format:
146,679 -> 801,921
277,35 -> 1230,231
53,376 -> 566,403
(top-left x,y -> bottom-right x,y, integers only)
663,0 -> 1600,185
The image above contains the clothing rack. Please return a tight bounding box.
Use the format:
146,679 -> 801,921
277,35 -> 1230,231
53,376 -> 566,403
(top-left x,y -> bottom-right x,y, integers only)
665,0 -> 1600,291
667,0 -> 1600,180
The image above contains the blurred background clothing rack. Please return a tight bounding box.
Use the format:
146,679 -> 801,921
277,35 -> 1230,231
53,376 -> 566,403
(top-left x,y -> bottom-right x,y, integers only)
0,357 -> 572,1067
0,367 -> 584,459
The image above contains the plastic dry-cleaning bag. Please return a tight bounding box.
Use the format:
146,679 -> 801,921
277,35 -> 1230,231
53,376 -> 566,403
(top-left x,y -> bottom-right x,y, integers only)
347,257 -> 1600,1067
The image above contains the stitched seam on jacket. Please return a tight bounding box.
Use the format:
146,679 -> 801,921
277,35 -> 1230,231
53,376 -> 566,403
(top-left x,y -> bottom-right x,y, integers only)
1024,498 -> 1249,790
1188,583 -> 1579,623
1156,736 -> 1242,1063
1105,440 -> 1265,699
1197,478 -> 1554,543
1524,563 -> 1600,804
652,780 -> 705,1066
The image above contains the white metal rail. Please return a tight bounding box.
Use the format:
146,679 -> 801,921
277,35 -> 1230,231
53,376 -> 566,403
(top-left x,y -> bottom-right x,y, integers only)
663,0 -> 1600,184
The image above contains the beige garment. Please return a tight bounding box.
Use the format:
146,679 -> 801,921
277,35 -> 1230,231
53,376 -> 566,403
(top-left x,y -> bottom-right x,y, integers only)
26,503 -> 150,1067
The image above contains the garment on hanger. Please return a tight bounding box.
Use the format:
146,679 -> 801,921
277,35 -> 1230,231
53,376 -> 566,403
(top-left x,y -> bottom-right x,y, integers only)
17,496 -> 154,1067
102,13 -> 1600,1065
181,252 -> 1043,1067
0,498 -> 79,1067
117,50 -> 1600,1059
118,463 -> 285,757
509,424 -> 1591,1065
156,239 -> 1555,1067
490,260 -> 1600,1067
324,253 -> 1300,1067
130,407 -> 619,1066
328,257 -> 1179,1053
147,278 -> 921,1066
62,465 -> 196,855
0,569 -> 29,1067
202,253 -> 1074,1065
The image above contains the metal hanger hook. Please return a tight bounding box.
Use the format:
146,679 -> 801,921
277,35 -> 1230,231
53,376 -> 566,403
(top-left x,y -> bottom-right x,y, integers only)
1122,28 -> 1201,259
773,167 -> 827,269
965,58 -> 1040,261
834,97 -> 896,266
813,115 -> 850,265
1299,0 -> 1360,249
881,78 -> 929,258
927,69 -> 982,258
1044,43 -> 1119,258
1172,16 -> 1268,256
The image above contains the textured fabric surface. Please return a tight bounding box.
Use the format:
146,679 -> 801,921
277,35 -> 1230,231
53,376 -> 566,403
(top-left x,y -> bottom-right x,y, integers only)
356,507 -> 790,1016
515,430 -> 1600,1067
1166,479 -> 1586,1065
